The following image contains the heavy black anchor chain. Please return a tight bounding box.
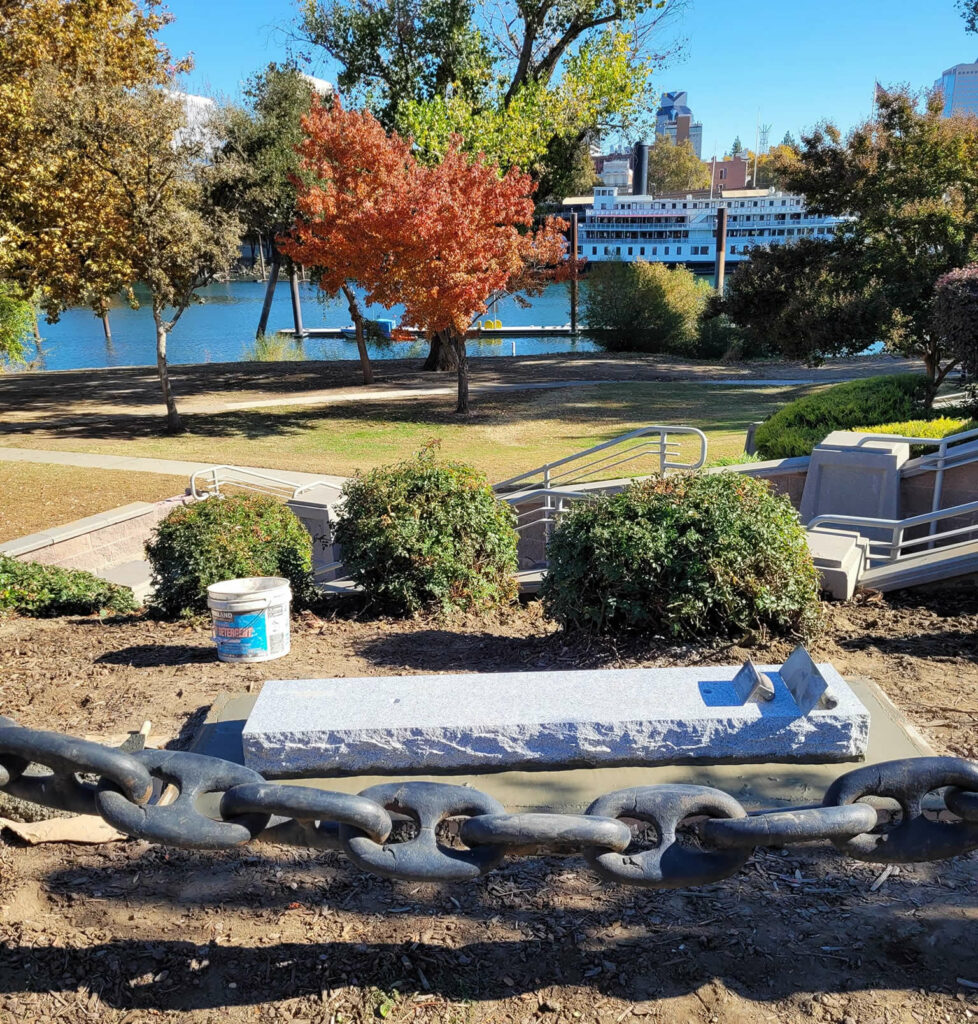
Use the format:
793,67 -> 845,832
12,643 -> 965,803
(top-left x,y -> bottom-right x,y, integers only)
1,716 -> 977,889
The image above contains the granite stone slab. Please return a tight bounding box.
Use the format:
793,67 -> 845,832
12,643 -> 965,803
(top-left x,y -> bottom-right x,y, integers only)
241,665 -> 871,777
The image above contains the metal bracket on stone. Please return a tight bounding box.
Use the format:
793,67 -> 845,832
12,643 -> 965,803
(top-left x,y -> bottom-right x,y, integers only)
731,659 -> 776,704
780,646 -> 838,713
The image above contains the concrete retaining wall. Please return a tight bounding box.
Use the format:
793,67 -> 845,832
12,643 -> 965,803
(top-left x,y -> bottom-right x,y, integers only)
0,495 -> 190,574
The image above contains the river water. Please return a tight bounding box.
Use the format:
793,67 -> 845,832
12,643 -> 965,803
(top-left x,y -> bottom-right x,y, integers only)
31,280 -> 596,371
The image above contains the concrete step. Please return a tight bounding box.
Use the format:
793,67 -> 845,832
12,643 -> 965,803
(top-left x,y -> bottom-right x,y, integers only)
98,559 -> 154,606
860,540 -> 978,592
805,529 -> 868,601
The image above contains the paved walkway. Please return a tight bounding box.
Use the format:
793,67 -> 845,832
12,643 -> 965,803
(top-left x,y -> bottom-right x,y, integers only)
214,376 -> 842,414
0,447 -> 346,492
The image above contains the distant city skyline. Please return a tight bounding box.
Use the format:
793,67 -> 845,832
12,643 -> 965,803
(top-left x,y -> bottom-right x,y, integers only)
161,0 -> 976,152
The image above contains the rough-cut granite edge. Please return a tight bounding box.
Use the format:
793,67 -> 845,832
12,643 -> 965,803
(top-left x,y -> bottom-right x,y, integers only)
241,664 -> 871,777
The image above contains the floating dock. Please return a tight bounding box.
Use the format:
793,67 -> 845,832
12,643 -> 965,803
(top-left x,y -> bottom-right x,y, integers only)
277,324 -> 578,339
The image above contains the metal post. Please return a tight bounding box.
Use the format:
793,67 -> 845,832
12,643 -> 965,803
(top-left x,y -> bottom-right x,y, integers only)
715,207 -> 728,294
570,213 -> 579,334
289,264 -> 305,338
929,442 -> 947,544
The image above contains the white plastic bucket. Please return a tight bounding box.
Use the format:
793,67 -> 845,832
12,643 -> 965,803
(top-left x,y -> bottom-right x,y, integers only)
207,577 -> 292,663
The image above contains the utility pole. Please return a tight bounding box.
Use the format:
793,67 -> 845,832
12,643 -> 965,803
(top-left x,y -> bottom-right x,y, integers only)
714,206 -> 728,294
570,213 -> 579,333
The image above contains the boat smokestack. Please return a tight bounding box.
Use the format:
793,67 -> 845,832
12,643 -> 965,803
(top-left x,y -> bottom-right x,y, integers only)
633,142 -> 649,195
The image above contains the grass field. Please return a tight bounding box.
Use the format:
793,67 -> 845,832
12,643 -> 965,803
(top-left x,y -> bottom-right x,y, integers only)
0,381 -> 816,482
0,464 -> 187,544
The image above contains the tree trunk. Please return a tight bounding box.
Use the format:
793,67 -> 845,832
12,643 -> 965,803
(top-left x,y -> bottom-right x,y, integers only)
256,252 -> 281,338
923,342 -> 940,410
154,309 -> 182,434
452,329 -> 469,414
256,234 -> 267,281
341,283 -> 374,385
423,330 -> 459,371
101,309 -> 112,343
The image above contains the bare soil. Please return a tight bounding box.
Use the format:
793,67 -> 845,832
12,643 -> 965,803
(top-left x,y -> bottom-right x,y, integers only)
0,587 -> 976,1024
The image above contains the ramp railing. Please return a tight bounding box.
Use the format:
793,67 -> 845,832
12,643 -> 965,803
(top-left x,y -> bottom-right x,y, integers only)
493,425 -> 708,493
809,499 -> 978,569
189,465 -> 337,501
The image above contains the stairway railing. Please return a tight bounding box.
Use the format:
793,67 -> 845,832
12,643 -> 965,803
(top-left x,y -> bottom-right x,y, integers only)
809,499 -> 978,569
189,465 -> 338,501
493,425 -> 707,493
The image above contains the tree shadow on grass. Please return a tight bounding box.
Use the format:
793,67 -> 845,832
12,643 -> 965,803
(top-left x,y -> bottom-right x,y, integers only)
0,383 -> 810,446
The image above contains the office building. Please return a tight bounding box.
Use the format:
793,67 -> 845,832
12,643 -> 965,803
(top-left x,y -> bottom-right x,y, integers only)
935,59 -> 978,117
655,91 -> 704,158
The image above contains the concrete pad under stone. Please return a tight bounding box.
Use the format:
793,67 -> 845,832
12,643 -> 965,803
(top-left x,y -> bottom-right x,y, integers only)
240,665 -> 870,778
192,676 -> 930,813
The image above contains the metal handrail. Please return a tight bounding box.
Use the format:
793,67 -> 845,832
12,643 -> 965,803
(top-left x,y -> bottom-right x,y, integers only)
809,499 -> 978,567
493,426 -> 708,492
851,426 -> 978,537
189,465 -> 337,501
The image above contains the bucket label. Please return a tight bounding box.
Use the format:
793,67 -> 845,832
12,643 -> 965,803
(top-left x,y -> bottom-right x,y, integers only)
212,609 -> 267,656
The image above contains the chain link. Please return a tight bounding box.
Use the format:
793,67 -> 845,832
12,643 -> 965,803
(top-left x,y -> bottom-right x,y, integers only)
1,719 -> 977,888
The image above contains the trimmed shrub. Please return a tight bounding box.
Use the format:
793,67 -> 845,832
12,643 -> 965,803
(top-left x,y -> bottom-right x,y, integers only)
857,417 -> 977,457
541,473 -> 821,640
582,261 -> 712,355
334,448 -> 518,615
0,556 -> 136,617
146,495 -> 314,617
753,374 -> 928,459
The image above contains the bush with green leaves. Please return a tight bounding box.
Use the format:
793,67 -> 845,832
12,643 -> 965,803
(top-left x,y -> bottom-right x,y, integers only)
146,494 -> 314,617
754,374 -> 928,459
541,472 -> 821,640
334,448 -> 518,615
857,417 -> 976,457
0,555 -> 136,617
582,261 -> 712,355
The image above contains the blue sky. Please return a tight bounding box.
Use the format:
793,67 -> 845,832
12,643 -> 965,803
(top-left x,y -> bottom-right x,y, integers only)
161,0 -> 975,153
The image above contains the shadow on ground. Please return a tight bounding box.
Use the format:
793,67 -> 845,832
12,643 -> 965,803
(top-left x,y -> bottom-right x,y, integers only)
12,843 -> 978,1012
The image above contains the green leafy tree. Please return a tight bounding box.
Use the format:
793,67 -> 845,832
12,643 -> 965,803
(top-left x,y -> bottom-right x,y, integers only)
959,0 -> 978,32
724,89 -> 978,404
646,136 -> 710,193
300,0 -> 682,197
59,83 -> 244,431
212,62 -> 323,335
730,135 -> 743,157
0,284 -> 37,370
721,238 -> 894,364
781,130 -> 797,148
300,0 -> 493,130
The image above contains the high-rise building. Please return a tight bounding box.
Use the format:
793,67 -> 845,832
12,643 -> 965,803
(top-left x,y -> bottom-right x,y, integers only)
654,91 -> 703,158
935,59 -> 978,117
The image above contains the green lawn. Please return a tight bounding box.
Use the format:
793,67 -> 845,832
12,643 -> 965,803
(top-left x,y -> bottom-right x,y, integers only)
0,381 -> 818,481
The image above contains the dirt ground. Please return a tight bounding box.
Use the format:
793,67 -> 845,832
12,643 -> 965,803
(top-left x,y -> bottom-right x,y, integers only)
0,588 -> 976,1024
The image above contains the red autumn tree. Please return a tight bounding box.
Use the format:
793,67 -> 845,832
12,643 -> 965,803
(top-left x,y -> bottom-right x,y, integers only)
283,100 -> 572,410
397,142 -> 570,412
279,98 -> 418,384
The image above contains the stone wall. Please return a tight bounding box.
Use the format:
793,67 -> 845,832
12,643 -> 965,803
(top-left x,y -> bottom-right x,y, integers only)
0,496 -> 190,574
